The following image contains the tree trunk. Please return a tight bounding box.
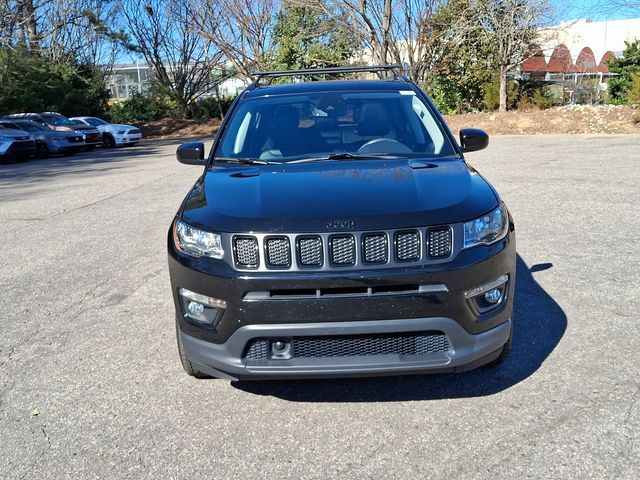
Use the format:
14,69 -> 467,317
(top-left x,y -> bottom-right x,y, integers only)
499,65 -> 508,112
17,0 -> 38,51
380,0 -> 392,64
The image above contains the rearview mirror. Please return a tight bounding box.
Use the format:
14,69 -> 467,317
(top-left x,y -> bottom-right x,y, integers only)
176,142 -> 206,165
459,128 -> 489,153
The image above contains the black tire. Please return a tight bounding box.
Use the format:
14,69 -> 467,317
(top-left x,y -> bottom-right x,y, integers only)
486,326 -> 512,368
103,133 -> 116,148
35,141 -> 50,159
176,318 -> 212,379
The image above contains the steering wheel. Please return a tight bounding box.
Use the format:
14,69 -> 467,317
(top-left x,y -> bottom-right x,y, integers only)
357,138 -> 412,154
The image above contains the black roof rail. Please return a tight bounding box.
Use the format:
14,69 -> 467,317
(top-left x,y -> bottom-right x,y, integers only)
251,64 -> 404,87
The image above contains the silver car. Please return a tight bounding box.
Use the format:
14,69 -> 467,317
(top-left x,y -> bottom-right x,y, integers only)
70,116 -> 142,147
0,125 -> 36,162
0,120 -> 85,157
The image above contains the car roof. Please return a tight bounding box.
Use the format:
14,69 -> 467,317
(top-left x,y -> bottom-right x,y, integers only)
244,79 -> 416,99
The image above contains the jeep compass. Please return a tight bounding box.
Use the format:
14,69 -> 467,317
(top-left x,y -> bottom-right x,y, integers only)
168,65 -> 515,380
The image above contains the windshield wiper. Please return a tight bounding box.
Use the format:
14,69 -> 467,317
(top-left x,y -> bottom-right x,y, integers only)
214,157 -> 276,165
289,152 -> 397,164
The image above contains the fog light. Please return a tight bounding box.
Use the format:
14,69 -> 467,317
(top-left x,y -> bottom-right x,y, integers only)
178,288 -> 226,328
187,301 -> 205,316
270,339 -> 292,360
484,288 -> 502,304
465,274 -> 508,315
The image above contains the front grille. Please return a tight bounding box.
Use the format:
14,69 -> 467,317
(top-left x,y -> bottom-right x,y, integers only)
395,231 -> 420,262
298,237 -> 323,266
68,136 -> 82,143
243,331 -> 450,360
362,233 -> 388,264
330,235 -> 356,265
85,132 -> 102,143
229,225 -> 456,271
8,140 -> 35,153
428,227 -> 452,258
266,237 -> 290,267
128,128 -> 140,135
234,236 -> 259,267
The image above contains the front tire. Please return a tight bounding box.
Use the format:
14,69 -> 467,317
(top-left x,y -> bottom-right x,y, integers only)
486,325 -> 512,367
36,141 -> 50,159
176,317 -> 212,379
102,133 -> 116,148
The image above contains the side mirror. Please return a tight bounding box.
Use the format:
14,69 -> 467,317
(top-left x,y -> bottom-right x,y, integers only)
459,128 -> 489,153
177,141 -> 206,165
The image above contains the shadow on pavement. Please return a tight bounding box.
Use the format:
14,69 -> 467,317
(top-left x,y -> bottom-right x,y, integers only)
0,142 -> 177,186
233,255 -> 566,401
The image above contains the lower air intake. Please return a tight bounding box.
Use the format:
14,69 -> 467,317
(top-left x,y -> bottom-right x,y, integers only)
243,331 -> 450,360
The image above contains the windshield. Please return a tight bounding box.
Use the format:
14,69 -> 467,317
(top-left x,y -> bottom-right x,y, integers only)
84,117 -> 107,126
17,122 -> 46,132
214,90 -> 455,162
41,114 -> 76,126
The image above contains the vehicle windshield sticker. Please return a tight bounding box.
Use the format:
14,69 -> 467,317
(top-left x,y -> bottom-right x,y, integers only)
399,90 -> 416,95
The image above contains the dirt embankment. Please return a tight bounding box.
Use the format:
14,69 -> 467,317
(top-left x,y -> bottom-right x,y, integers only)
444,105 -> 640,135
140,118 -> 221,139
140,105 -> 640,140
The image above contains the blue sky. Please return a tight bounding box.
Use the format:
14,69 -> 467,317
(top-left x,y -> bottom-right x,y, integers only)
554,0 -> 639,21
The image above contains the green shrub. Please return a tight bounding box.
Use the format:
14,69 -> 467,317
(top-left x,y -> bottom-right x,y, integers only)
0,47 -> 109,116
193,95 -> 237,120
482,79 -> 520,111
529,87 -> 556,109
626,73 -> 640,107
107,93 -> 173,124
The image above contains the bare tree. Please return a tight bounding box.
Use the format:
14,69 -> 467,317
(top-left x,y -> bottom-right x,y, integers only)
469,0 -> 552,112
187,0 -> 279,79
325,0 -> 393,65
387,0 -> 456,83
119,0 -> 224,107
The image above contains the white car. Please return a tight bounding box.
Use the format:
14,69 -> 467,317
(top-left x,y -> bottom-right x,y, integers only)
70,116 -> 142,147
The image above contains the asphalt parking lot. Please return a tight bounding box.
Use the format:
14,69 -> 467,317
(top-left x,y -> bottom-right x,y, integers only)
1,136 -> 638,479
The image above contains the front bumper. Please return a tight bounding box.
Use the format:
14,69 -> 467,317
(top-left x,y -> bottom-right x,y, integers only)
182,317 -> 511,381
0,139 -> 36,157
169,229 -> 515,379
114,133 -> 142,145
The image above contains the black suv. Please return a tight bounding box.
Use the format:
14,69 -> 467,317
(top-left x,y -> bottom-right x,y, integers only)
168,66 -> 515,380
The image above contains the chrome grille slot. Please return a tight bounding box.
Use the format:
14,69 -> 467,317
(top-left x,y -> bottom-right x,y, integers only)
330,235 -> 356,265
265,237 -> 291,267
395,231 -> 420,262
362,233 -> 388,264
298,236 -> 323,266
234,236 -> 259,268
428,227 -> 452,258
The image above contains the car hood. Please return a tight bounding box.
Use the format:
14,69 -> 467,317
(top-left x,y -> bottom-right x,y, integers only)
181,158 -> 499,232
58,124 -> 96,132
0,128 -> 31,139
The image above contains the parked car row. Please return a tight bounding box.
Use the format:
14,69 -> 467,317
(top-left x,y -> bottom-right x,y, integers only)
0,111 -> 142,162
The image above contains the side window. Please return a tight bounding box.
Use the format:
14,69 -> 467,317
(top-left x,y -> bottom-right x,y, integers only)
411,96 -> 445,154
232,111 -> 252,154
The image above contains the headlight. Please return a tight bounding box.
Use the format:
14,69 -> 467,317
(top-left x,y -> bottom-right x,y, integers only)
173,220 -> 224,259
117,130 -> 125,134
463,204 -> 508,249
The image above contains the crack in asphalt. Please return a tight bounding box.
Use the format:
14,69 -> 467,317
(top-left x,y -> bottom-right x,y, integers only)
18,425 -> 52,480
0,278 -> 111,372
